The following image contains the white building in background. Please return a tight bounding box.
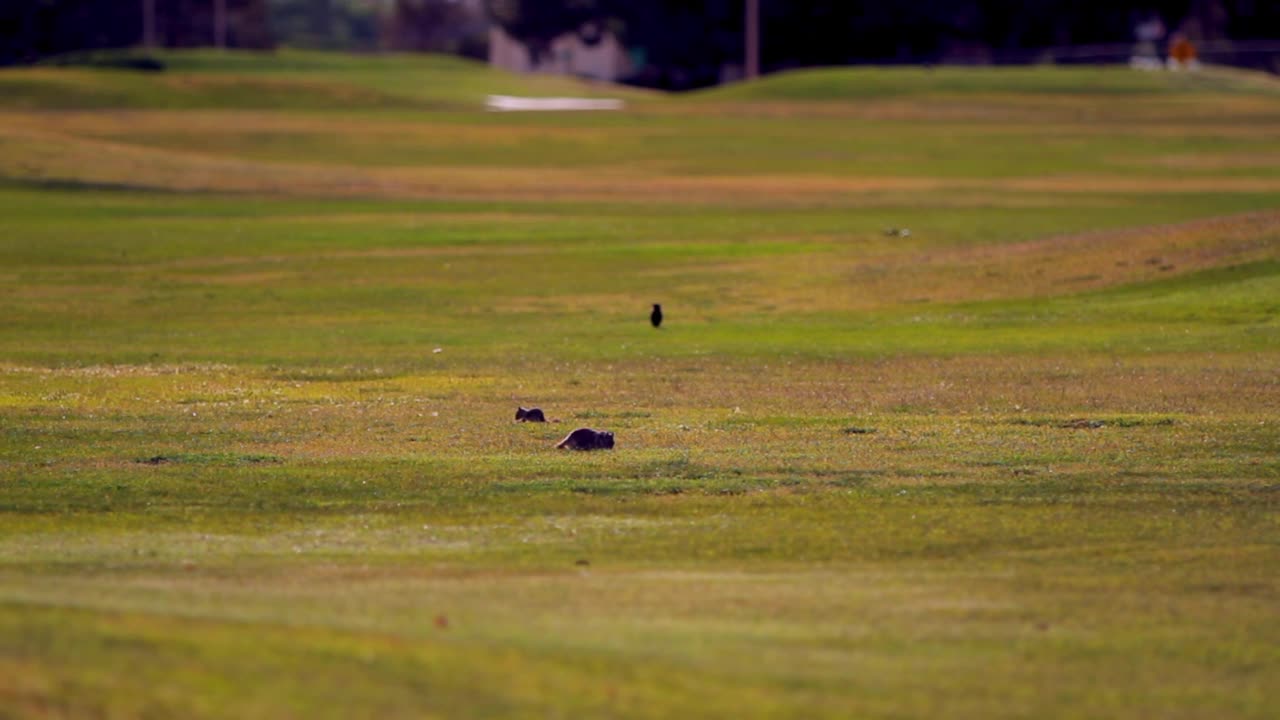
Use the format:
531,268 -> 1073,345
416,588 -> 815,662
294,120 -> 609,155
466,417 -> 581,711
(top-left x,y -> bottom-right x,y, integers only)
489,24 -> 635,82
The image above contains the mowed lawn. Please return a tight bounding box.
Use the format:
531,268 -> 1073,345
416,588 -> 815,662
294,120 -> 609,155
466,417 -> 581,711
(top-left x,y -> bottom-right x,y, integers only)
0,51 -> 1278,718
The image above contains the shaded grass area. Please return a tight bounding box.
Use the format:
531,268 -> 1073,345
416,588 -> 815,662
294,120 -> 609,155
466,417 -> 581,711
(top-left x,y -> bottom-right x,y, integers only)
1,55 -> 1279,718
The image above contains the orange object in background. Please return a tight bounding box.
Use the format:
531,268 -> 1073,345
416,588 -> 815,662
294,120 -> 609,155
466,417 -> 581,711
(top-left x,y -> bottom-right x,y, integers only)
1169,35 -> 1198,64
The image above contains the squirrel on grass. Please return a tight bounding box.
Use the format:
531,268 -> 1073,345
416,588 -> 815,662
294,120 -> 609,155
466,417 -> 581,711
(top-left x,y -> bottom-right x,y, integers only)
555,428 -> 615,451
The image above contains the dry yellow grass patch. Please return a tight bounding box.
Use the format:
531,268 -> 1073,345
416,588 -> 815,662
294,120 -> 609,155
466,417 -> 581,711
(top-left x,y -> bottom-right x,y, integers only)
9,353 -> 1274,472
576,353 -> 1280,416
1142,153 -> 1280,170
993,176 -> 1280,193
717,210 -> 1280,313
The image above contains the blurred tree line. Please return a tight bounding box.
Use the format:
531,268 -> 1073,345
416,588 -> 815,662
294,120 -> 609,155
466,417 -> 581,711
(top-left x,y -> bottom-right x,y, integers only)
1,0 -> 274,62
486,0 -> 1280,87
2,0 -> 1277,80
0,0 -> 488,64
269,0 -> 486,56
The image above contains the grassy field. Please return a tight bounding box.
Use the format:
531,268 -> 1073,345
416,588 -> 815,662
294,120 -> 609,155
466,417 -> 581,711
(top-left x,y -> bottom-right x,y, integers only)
1,49 -> 1278,718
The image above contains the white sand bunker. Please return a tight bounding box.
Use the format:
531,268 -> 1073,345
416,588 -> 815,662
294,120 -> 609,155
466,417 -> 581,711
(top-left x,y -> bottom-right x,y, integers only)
486,95 -> 625,112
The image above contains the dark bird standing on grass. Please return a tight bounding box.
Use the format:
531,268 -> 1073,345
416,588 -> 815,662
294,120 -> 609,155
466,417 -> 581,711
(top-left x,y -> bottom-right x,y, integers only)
650,303 -> 663,328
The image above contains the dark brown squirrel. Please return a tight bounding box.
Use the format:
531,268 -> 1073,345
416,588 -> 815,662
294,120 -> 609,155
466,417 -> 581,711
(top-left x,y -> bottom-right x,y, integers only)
555,428 -> 615,451
515,406 -> 547,422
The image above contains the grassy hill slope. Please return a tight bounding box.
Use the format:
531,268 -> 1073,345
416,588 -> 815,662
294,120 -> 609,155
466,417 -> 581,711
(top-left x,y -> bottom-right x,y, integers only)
1,49 -> 649,110
698,63 -> 1280,100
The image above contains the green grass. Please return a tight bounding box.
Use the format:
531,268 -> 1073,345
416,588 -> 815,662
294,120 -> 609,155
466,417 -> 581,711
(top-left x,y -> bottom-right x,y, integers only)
1,48 -> 651,110
697,63 -> 1280,100
1,52 -> 1278,719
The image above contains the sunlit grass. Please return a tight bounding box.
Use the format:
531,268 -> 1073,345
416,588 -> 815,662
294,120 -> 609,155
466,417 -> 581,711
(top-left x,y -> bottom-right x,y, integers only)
0,54 -> 1277,719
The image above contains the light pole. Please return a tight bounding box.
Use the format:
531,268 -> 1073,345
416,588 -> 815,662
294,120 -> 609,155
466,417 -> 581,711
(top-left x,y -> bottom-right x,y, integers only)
214,0 -> 227,49
745,0 -> 759,79
142,0 -> 157,48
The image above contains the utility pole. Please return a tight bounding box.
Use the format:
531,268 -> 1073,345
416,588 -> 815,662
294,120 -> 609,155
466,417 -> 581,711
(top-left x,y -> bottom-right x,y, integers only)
745,0 -> 759,79
142,0 -> 157,49
311,0 -> 333,46
214,0 -> 227,49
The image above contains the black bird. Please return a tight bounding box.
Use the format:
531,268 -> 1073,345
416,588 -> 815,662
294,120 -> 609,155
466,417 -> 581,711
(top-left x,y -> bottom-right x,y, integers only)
650,303 -> 663,328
